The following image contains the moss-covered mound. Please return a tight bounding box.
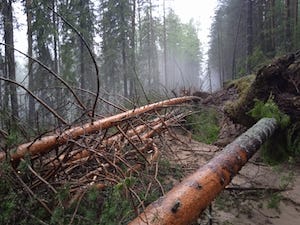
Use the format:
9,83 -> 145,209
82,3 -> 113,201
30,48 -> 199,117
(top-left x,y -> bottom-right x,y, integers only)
225,52 -> 300,127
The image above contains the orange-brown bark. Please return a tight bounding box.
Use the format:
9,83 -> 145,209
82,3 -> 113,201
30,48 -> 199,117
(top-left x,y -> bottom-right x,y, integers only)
129,118 -> 277,225
0,96 -> 195,162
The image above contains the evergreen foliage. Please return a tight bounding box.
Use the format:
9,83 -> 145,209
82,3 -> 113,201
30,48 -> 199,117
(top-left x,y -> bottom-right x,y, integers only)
248,97 -> 290,129
208,0 -> 300,86
161,11 -> 202,91
248,97 -> 300,163
186,108 -> 220,144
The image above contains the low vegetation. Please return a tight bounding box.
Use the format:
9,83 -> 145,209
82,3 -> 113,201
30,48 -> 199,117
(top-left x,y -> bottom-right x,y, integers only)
185,108 -> 220,144
248,97 -> 300,163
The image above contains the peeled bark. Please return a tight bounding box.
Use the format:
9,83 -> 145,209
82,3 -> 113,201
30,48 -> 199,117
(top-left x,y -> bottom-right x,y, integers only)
129,118 -> 277,225
45,113 -> 184,167
0,96 -> 195,162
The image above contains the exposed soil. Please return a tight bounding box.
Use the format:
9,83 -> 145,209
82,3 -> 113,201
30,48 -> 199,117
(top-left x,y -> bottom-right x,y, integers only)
161,83 -> 300,225
163,132 -> 300,225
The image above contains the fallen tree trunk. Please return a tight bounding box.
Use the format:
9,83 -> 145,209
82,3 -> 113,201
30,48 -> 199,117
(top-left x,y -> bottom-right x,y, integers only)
43,113 -> 186,168
129,118 -> 277,225
0,96 -> 195,163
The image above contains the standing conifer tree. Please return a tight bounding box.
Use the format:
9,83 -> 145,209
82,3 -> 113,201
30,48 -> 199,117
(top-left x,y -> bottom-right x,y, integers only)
2,0 -> 19,126
100,0 -> 134,98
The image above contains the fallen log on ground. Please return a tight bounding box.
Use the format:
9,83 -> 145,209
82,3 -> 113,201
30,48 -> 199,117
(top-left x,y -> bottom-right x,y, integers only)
0,96 -> 196,163
6,102 -> 190,196
42,113 -> 186,170
129,118 -> 277,225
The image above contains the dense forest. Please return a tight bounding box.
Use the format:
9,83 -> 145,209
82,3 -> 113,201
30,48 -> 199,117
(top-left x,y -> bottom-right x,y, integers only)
1,0 -> 300,131
209,0 -> 300,89
0,0 -> 202,133
1,1 -> 300,225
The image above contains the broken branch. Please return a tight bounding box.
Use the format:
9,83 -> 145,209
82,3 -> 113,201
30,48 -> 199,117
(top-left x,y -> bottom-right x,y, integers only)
0,96 -> 195,163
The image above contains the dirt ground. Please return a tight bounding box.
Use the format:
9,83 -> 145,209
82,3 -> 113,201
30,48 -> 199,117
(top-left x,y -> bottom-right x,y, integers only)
164,133 -> 300,225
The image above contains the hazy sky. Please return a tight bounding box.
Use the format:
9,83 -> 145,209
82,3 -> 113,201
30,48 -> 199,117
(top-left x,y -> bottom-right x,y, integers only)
172,0 -> 218,52
13,0 -> 218,63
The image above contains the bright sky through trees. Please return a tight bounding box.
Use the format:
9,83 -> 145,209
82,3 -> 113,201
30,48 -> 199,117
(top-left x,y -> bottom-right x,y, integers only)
173,0 -> 218,50
14,0 -> 218,60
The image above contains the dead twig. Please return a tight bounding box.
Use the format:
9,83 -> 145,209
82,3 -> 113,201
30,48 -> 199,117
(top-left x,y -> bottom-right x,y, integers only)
68,188 -> 86,225
116,125 -> 149,164
12,169 -> 53,215
23,159 -> 58,194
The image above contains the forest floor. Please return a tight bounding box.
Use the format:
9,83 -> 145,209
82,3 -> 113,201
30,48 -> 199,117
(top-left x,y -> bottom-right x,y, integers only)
163,132 -> 300,225
160,85 -> 300,225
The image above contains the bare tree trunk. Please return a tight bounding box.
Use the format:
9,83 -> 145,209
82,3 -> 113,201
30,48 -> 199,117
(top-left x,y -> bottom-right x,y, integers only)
137,0 -> 142,51
271,0 -> 276,53
246,0 -> 253,73
291,0 -> 298,49
286,0 -> 293,51
163,0 -> 168,88
3,0 -> 19,121
52,0 -> 60,116
295,0 -> 298,25
0,53 -> 3,127
26,0 -> 35,125
129,0 -> 136,97
217,18 -> 223,87
147,2 -> 152,88
52,0 -> 58,75
122,42 -> 128,98
265,0 -> 275,57
257,0 -> 266,53
79,40 -> 85,91
231,2 -> 243,79
207,65 -> 212,93
129,118 -> 278,225
294,0 -> 299,47
79,0 -> 87,104
149,0 -> 159,88
121,2 -> 128,98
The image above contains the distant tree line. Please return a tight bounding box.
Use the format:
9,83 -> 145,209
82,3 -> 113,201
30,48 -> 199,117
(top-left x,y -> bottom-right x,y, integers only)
208,0 -> 300,89
0,0 -> 202,133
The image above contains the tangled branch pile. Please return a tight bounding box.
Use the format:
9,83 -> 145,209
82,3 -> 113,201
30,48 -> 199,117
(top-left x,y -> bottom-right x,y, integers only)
0,96 -> 196,220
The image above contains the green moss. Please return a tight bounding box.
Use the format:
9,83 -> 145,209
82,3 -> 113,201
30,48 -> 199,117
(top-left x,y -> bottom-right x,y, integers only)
225,74 -> 256,96
267,193 -> 282,211
186,108 -> 220,144
287,123 -> 300,156
247,97 -> 300,164
224,75 -> 256,122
